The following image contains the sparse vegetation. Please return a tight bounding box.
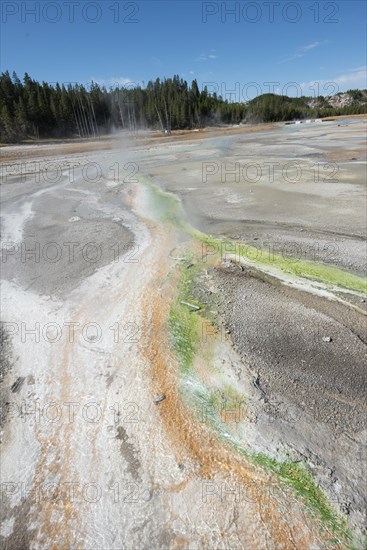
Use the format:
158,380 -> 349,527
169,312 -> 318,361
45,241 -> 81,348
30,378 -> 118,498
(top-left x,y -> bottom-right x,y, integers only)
141,177 -> 367,295
196,234 -> 367,294
168,259 -> 204,373
168,248 -> 359,549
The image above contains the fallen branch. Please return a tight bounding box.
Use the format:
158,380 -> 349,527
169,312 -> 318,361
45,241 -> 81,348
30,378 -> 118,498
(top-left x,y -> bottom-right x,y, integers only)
169,255 -> 186,261
180,301 -> 200,310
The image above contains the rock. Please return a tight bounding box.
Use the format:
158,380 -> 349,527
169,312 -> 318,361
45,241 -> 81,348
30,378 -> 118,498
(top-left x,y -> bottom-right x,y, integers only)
154,394 -> 166,404
322,336 -> 332,342
11,377 -> 25,393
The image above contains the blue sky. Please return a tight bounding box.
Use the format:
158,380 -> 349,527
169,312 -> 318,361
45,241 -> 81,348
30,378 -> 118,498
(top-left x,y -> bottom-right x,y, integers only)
1,0 -> 366,98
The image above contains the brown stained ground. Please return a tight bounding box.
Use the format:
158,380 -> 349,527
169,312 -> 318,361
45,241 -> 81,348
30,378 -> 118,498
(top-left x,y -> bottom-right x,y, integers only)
0,123 -> 278,162
325,146 -> 366,161
140,235 -> 338,549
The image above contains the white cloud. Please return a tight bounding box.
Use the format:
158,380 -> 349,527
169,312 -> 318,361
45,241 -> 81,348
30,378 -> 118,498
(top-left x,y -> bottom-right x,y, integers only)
196,51 -> 218,62
333,66 -> 367,86
302,41 -> 320,52
299,66 -> 367,96
279,41 -> 324,63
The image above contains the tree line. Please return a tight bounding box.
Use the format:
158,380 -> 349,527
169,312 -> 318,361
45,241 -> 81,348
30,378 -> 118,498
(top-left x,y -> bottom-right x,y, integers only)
0,71 -> 245,143
0,71 -> 366,143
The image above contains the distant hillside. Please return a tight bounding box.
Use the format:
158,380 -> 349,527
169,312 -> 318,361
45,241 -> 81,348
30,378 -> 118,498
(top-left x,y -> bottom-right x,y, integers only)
245,90 -> 367,123
0,70 -> 366,143
309,89 -> 367,109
